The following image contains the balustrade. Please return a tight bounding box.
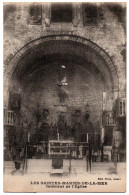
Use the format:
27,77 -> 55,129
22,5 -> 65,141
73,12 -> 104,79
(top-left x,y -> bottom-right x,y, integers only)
102,111 -> 116,126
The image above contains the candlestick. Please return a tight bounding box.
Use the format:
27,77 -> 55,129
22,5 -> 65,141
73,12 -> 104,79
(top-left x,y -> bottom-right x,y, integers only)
87,133 -> 88,143
28,131 -> 30,142
57,133 -> 59,140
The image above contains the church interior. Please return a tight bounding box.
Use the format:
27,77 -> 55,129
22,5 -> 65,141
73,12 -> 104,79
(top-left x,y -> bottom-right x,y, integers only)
4,2 -> 126,176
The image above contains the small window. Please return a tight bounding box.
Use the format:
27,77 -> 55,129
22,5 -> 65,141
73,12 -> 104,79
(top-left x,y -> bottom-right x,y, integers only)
51,3 -> 72,23
29,3 -> 42,25
83,3 -> 98,26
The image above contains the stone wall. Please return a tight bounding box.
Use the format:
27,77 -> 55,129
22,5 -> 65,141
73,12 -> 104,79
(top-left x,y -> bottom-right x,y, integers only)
4,2 -> 126,98
3,2 -> 126,150
3,2 -> 126,114
19,63 -> 104,127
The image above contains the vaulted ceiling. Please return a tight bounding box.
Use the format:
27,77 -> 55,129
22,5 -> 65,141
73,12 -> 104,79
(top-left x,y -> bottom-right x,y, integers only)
11,40 -> 114,92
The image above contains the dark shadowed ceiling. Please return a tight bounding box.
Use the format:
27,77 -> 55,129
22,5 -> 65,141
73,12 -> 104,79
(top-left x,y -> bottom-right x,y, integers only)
11,40 -> 114,91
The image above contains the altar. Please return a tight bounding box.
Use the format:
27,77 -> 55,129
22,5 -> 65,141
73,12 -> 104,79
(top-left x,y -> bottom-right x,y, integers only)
26,139 -> 89,160
48,140 -> 89,159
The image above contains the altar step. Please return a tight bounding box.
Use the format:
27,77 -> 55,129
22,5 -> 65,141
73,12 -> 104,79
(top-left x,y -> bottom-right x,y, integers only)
4,159 -> 87,174
91,162 -> 117,174
27,159 -> 88,174
27,159 -> 51,173
4,159 -> 126,175
4,160 -> 118,175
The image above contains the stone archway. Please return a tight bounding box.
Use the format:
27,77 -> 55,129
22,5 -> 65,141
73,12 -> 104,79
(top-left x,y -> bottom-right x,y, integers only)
4,34 -> 119,91
4,34 -> 120,151
4,34 -> 119,115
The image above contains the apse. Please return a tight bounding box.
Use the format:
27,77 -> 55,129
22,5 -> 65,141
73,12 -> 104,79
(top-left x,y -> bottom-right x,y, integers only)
9,40 -> 113,129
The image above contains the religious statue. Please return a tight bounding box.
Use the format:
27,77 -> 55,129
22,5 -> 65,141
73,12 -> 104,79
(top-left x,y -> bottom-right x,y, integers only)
42,109 -> 49,121
57,86 -> 68,103
33,104 -> 42,126
57,113 -> 68,139
49,124 -> 58,140
38,122 -> 50,142
72,110 -> 84,142
83,112 -> 94,144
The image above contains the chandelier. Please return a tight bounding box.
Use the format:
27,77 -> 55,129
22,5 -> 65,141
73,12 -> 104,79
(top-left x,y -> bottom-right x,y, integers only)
57,65 -> 68,86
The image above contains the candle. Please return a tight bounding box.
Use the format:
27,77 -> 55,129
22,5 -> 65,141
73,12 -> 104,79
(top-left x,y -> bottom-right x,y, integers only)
58,133 -> 59,140
87,133 -> 88,143
28,131 -> 30,142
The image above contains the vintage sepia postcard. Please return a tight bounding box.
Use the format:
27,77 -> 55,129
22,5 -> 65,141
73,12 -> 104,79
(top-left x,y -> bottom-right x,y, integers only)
3,2 -> 126,192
